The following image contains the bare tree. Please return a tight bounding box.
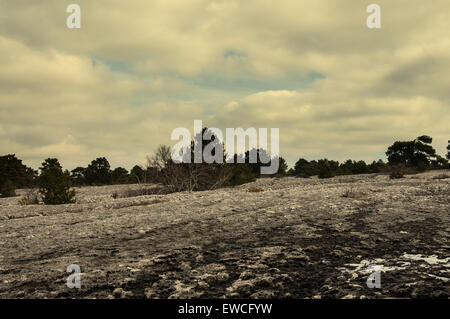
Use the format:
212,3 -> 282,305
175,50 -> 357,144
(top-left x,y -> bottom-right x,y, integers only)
147,144 -> 232,192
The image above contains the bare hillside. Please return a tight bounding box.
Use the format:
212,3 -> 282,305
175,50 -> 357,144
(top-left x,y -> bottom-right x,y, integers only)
0,171 -> 449,299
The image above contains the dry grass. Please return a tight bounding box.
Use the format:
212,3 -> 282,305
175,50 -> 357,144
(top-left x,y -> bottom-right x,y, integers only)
1,173 -> 448,299
247,186 -> 264,193
342,188 -> 367,199
115,186 -> 174,198
111,199 -> 165,209
18,189 -> 40,205
433,174 -> 449,180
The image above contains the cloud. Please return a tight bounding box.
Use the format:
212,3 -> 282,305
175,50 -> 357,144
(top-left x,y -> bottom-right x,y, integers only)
0,0 -> 448,169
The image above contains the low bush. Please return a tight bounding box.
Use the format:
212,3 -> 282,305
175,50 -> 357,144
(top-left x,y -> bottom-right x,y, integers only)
38,159 -> 76,205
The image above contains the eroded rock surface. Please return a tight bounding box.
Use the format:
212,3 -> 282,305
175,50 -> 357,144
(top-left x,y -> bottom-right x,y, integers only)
0,171 -> 449,298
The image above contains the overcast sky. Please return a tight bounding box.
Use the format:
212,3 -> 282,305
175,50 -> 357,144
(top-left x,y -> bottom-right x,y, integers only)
0,0 -> 449,170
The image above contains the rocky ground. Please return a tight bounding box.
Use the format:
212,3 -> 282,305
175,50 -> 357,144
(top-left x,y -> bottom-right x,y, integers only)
0,171 -> 449,299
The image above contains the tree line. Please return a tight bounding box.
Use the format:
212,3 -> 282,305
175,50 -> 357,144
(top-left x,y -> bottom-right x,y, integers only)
0,133 -> 449,204
292,136 -> 448,178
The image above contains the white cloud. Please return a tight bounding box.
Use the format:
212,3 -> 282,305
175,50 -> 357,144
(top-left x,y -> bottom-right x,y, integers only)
0,0 -> 448,169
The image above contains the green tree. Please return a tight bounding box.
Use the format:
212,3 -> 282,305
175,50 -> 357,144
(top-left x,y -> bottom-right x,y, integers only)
386,135 -> 436,169
0,180 -> 16,198
368,159 -> 385,173
244,148 -> 273,176
39,158 -> 75,205
277,157 -> 288,175
70,167 -> 86,186
318,159 -> 335,179
131,165 -> 146,183
352,160 -> 369,174
85,157 -> 111,185
0,154 -> 36,189
40,158 -> 62,171
294,158 -> 309,176
149,128 -> 233,191
431,155 -> 448,169
229,163 -> 257,186
294,158 -> 321,177
339,159 -> 354,175
111,167 -> 130,184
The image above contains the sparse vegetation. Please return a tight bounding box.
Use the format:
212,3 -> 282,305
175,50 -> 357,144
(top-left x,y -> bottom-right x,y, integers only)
1,134 -> 449,197
148,128 -> 233,192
